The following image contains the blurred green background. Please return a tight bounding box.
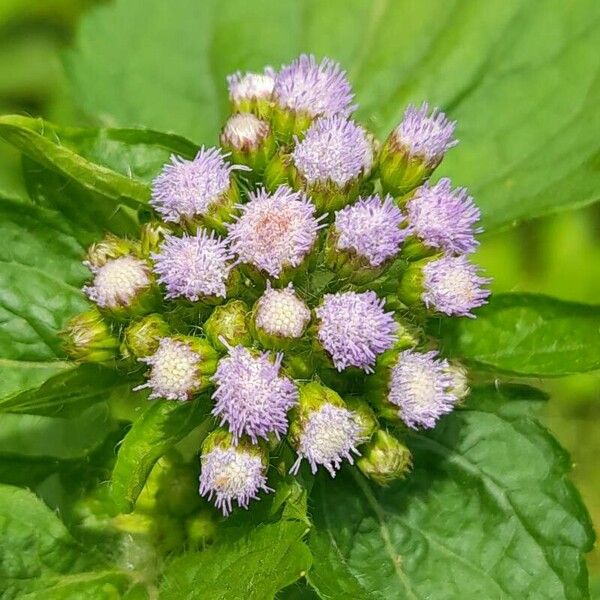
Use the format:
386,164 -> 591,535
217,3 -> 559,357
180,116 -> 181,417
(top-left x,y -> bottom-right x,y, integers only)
1,0 -> 598,591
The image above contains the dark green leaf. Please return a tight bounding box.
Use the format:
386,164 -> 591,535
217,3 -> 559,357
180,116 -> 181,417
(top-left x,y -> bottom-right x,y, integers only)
18,572 -> 132,600
160,518 -> 312,600
111,398 -> 210,512
438,293 -> 600,376
308,385 -> 594,600
65,0 -> 600,229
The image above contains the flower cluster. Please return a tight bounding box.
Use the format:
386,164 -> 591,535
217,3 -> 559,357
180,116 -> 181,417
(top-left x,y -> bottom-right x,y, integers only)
66,54 -> 490,517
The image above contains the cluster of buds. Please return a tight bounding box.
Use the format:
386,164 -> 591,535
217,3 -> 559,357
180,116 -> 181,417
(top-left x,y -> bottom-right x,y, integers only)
63,54 -> 490,516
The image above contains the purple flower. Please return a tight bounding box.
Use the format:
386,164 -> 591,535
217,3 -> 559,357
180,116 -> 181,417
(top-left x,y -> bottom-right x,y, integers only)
211,345 -> 298,443
273,54 -> 354,118
292,115 -> 373,187
291,403 -> 363,477
316,291 -> 398,373
83,256 -> 151,309
221,112 -> 271,151
150,147 -> 241,223
227,68 -> 276,105
227,185 -> 324,278
199,446 -> 271,516
422,255 -> 491,317
407,178 -> 481,254
255,283 -> 310,339
135,337 -> 202,401
392,102 -> 457,165
152,231 -> 233,301
334,194 -> 409,266
388,350 -> 457,429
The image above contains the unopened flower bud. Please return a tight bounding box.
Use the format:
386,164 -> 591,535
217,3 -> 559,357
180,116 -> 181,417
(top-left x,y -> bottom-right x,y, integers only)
291,115 -> 373,213
62,308 -> 119,362
204,300 -> 252,352
139,221 -> 172,257
290,381 -> 366,477
220,112 -> 275,173
357,430 -> 412,485
446,361 -> 470,402
134,336 -> 218,401
122,314 -> 170,359
379,102 -> 457,195
150,147 -> 247,233
272,54 -> 355,140
199,429 -> 272,516
227,67 -> 276,118
252,283 -> 310,350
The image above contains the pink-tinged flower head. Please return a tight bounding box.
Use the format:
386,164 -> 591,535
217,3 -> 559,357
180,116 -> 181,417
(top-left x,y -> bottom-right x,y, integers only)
407,178 -> 481,254
199,446 -> 271,516
255,283 -> 310,339
392,102 -> 457,165
273,54 -> 354,118
134,337 -> 202,401
152,231 -> 233,301
211,345 -> 298,443
83,256 -> 151,309
150,147 -> 240,223
334,194 -> 409,266
292,116 -> 373,186
388,350 -> 457,429
423,255 -> 491,317
227,67 -> 276,105
291,403 -> 363,477
227,185 -> 324,277
221,112 -> 271,151
316,291 -> 397,373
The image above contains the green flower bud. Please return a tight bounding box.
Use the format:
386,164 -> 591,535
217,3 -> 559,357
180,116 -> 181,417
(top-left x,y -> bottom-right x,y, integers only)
263,151 -> 292,191
84,233 -> 140,269
204,300 -> 252,353
446,361 -> 470,403
344,397 -> 378,439
62,308 -> 119,363
122,313 -> 170,359
139,221 -> 172,257
357,430 -> 412,485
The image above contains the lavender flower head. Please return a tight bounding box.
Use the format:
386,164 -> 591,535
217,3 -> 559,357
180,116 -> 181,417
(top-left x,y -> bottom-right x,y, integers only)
255,283 -> 311,339
152,231 -> 233,301
135,337 -> 202,401
150,147 -> 241,223
273,54 -> 354,118
388,350 -> 457,429
227,67 -> 276,105
292,115 -> 373,187
199,446 -> 271,516
211,345 -> 298,443
83,256 -> 151,309
334,194 -> 409,266
407,178 -> 482,254
291,403 -> 363,477
392,102 -> 458,165
423,255 -> 491,317
316,291 -> 398,373
227,185 -> 324,277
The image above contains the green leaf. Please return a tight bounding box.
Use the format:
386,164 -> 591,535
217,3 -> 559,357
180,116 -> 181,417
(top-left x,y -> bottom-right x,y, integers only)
307,385 -> 594,600
18,572 -> 132,600
65,0 -> 600,229
160,518 -> 312,600
111,398 -> 209,512
438,293 -> 600,376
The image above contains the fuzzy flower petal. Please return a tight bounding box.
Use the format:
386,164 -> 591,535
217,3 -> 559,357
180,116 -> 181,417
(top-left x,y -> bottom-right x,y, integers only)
423,255 -> 491,317
334,194 -> 409,266
316,291 -> 397,373
392,102 -> 457,164
255,283 -> 311,339
388,350 -> 457,429
152,231 -> 233,301
292,115 -> 373,186
227,67 -> 276,104
227,185 -> 323,278
199,446 -> 271,516
211,345 -> 298,443
407,178 -> 481,254
83,256 -> 151,309
273,54 -> 354,117
134,338 -> 202,401
150,147 -> 239,223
